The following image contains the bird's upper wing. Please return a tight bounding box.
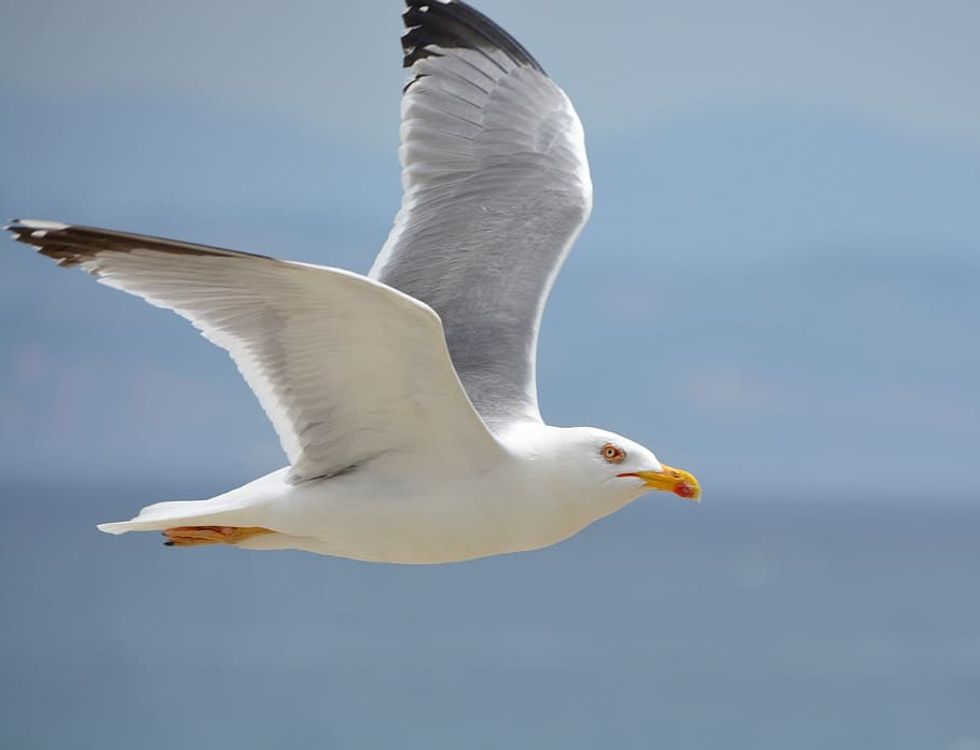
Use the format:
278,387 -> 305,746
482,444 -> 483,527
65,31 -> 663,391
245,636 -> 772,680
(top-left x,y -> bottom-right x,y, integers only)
370,0 -> 593,430
8,220 -> 503,482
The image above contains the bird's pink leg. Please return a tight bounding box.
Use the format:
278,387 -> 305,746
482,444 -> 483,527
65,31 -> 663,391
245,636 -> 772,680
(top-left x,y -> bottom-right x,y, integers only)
163,526 -> 274,548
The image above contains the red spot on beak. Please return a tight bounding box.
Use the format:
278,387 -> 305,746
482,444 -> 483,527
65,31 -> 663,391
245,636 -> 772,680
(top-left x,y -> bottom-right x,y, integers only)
674,482 -> 696,499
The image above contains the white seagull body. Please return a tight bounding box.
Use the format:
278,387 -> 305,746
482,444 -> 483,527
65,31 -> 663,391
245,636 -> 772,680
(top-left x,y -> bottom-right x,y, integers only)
7,0 -> 700,564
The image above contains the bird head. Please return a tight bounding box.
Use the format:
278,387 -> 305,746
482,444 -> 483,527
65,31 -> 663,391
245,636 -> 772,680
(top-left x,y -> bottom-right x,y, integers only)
543,427 -> 701,504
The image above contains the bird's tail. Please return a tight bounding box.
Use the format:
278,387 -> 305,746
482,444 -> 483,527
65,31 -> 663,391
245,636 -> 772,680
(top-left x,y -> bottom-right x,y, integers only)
97,498 -> 257,535
99,468 -> 286,537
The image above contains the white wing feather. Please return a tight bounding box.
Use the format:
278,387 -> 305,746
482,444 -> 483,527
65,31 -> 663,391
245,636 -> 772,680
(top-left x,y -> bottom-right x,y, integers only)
7,221 -> 502,482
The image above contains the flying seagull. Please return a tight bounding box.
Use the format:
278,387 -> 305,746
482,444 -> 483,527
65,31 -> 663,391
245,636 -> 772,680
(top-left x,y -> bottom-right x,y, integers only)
6,0 -> 700,564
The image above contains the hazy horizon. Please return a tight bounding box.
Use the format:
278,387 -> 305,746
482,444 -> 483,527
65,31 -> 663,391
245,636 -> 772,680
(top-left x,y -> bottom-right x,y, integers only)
1,2 -> 978,748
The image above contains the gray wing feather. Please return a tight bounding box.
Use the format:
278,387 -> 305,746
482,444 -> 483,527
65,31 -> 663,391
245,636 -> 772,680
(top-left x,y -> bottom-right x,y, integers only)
371,0 -> 593,430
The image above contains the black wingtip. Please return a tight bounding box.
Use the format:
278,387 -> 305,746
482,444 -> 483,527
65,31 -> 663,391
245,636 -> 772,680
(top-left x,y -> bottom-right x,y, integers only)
400,0 -> 545,74
6,220 -> 73,249
7,221 -> 278,268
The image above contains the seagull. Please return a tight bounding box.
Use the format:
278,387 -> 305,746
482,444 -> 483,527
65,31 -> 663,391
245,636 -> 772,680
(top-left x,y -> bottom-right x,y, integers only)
6,0 -> 700,564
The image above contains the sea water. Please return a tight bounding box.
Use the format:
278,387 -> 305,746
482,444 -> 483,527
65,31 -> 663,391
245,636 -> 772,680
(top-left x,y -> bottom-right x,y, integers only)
1,483 -> 977,749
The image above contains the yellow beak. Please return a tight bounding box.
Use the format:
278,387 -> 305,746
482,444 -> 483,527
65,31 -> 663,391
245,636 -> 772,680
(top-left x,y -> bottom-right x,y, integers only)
619,465 -> 702,502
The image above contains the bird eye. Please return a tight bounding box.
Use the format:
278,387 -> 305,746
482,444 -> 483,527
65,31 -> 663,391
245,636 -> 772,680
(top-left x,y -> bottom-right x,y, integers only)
601,443 -> 626,464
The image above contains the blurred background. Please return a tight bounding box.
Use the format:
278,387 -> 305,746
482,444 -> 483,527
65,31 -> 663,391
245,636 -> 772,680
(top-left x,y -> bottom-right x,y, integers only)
1,1 -> 978,748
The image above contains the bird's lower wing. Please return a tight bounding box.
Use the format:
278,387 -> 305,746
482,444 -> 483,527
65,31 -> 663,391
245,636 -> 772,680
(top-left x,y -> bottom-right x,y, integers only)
7,220 -> 503,482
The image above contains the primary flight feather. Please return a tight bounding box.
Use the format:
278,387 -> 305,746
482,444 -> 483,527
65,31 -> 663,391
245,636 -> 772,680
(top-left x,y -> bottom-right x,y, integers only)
6,0 -> 700,564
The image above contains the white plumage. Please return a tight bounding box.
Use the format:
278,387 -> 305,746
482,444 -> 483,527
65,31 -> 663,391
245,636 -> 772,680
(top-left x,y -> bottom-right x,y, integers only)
6,0 -> 700,564
88,246 -> 499,483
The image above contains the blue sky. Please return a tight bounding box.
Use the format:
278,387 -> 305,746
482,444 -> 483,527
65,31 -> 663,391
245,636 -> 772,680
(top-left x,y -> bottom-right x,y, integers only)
1,0 -> 979,500
2,4 -> 980,748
